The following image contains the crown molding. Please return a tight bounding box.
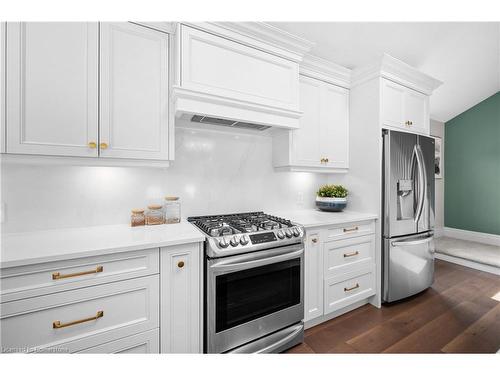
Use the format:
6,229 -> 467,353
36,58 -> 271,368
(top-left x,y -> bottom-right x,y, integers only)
351,53 -> 443,95
300,54 -> 351,88
182,22 -> 315,62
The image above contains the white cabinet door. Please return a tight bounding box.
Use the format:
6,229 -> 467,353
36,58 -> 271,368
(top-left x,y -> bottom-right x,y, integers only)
381,79 -> 405,129
404,88 -> 429,134
1,22 -> 5,153
99,23 -> 170,160
160,243 -> 201,353
304,231 -> 323,322
321,83 -> 349,168
293,76 -> 322,166
77,329 -> 160,353
5,22 -> 99,157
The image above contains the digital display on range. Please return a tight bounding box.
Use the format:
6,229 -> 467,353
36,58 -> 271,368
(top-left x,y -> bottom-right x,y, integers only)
249,232 -> 277,244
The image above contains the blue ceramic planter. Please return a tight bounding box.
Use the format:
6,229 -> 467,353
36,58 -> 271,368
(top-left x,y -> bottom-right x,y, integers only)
316,197 -> 348,212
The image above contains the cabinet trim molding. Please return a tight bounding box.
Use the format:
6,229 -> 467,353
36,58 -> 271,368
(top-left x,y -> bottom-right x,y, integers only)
351,53 -> 442,95
300,54 -> 351,89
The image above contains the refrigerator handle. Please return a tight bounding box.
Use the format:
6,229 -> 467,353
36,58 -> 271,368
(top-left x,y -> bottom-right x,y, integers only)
391,234 -> 434,247
414,145 -> 427,223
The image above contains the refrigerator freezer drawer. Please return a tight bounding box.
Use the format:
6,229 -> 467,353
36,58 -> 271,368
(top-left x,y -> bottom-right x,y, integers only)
383,233 -> 435,303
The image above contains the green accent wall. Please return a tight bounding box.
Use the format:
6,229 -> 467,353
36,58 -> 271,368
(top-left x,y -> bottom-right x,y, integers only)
445,92 -> 500,235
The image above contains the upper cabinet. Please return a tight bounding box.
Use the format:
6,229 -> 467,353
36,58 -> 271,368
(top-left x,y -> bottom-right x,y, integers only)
1,22 -> 5,154
381,78 -> 429,135
173,23 -> 313,130
4,22 -> 173,165
273,55 -> 351,173
6,23 -> 99,157
352,54 -> 442,136
99,23 -> 171,160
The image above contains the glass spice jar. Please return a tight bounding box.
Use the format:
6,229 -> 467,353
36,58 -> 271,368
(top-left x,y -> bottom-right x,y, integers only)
164,196 -> 181,224
130,209 -> 145,227
145,205 -> 165,225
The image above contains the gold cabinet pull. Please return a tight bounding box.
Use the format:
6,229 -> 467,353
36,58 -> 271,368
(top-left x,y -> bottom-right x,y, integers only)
344,251 -> 359,258
52,266 -> 103,280
53,310 -> 104,329
320,158 -> 325,163
177,261 -> 185,268
88,141 -> 97,149
325,158 -> 329,163
343,226 -> 359,233
311,238 -> 318,243
344,283 -> 360,292
99,142 -> 108,150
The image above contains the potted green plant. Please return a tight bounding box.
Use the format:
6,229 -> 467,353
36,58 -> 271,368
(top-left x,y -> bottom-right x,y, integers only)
316,184 -> 349,212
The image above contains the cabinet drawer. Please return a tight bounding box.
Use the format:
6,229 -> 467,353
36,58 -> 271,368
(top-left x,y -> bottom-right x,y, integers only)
1,248 -> 159,302
77,329 -> 159,353
324,267 -> 375,314
0,275 -> 159,353
323,220 -> 375,241
324,235 -> 375,278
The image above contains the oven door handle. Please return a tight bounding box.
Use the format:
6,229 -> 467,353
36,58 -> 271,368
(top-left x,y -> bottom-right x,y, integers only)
210,248 -> 304,273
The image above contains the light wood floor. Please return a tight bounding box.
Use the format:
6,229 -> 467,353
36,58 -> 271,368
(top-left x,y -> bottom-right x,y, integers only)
287,260 -> 500,353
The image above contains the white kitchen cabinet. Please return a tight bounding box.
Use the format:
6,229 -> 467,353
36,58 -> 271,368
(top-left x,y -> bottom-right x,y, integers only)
160,243 -> 202,353
99,23 -> 171,160
1,22 -> 5,153
381,78 -> 429,135
5,22 -> 99,157
0,275 -> 159,353
304,231 -> 323,321
273,75 -> 349,172
77,329 -> 159,353
303,220 -> 377,328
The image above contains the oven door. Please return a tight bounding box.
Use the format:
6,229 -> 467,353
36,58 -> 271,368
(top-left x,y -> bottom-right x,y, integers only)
207,243 -> 304,353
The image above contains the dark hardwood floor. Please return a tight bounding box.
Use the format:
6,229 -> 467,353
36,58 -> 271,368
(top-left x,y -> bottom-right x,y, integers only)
287,260 -> 500,353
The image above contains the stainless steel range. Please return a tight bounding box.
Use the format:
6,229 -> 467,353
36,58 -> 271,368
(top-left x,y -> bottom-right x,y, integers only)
188,212 -> 305,353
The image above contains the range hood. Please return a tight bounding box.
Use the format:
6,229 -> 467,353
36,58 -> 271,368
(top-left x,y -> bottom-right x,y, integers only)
190,115 -> 271,131
172,22 -> 314,131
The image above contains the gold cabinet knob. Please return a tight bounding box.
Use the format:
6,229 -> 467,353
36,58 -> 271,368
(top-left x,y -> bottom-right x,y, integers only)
100,142 -> 108,150
177,261 -> 185,268
325,158 -> 329,163
311,238 -> 318,243
88,142 -> 97,149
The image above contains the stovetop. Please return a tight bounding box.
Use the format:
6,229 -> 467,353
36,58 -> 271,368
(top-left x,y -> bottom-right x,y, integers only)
188,212 -> 304,258
188,212 -> 294,237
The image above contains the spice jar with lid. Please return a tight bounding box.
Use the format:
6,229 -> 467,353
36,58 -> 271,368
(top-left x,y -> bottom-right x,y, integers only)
164,196 -> 181,224
130,209 -> 146,227
145,205 -> 165,225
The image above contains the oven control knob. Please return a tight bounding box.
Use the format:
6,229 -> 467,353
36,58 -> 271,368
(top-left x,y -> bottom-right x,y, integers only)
218,238 -> 229,248
240,235 -> 250,246
230,236 -> 239,247
276,230 -> 285,239
292,228 -> 300,237
285,229 -> 293,238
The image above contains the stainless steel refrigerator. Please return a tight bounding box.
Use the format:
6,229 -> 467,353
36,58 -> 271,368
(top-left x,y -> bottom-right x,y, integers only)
382,129 -> 435,303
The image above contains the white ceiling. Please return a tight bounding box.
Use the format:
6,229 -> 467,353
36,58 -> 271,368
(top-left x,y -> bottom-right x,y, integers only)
269,22 -> 500,123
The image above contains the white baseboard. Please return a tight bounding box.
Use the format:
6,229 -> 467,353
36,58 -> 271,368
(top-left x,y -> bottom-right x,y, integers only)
442,227 -> 500,247
435,253 -> 500,276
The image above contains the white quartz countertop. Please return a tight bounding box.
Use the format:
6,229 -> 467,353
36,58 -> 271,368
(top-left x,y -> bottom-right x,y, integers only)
0,221 -> 205,269
268,209 -> 378,228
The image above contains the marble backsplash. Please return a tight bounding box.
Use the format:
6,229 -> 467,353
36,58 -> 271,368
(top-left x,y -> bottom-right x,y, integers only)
1,125 -> 332,233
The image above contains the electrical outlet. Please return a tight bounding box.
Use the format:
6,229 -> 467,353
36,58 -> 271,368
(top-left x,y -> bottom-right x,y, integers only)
297,192 -> 304,206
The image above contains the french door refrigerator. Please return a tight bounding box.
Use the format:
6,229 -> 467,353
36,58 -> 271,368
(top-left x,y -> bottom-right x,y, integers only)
382,129 -> 435,303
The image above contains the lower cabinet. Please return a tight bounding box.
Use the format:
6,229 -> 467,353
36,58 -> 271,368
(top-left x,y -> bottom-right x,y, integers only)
77,329 -> 159,353
304,231 -> 323,321
324,266 -> 375,314
160,242 -> 202,353
0,275 -> 159,353
304,220 -> 376,327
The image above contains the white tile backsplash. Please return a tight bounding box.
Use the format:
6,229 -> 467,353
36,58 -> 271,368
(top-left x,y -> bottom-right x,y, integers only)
1,126 -> 328,233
